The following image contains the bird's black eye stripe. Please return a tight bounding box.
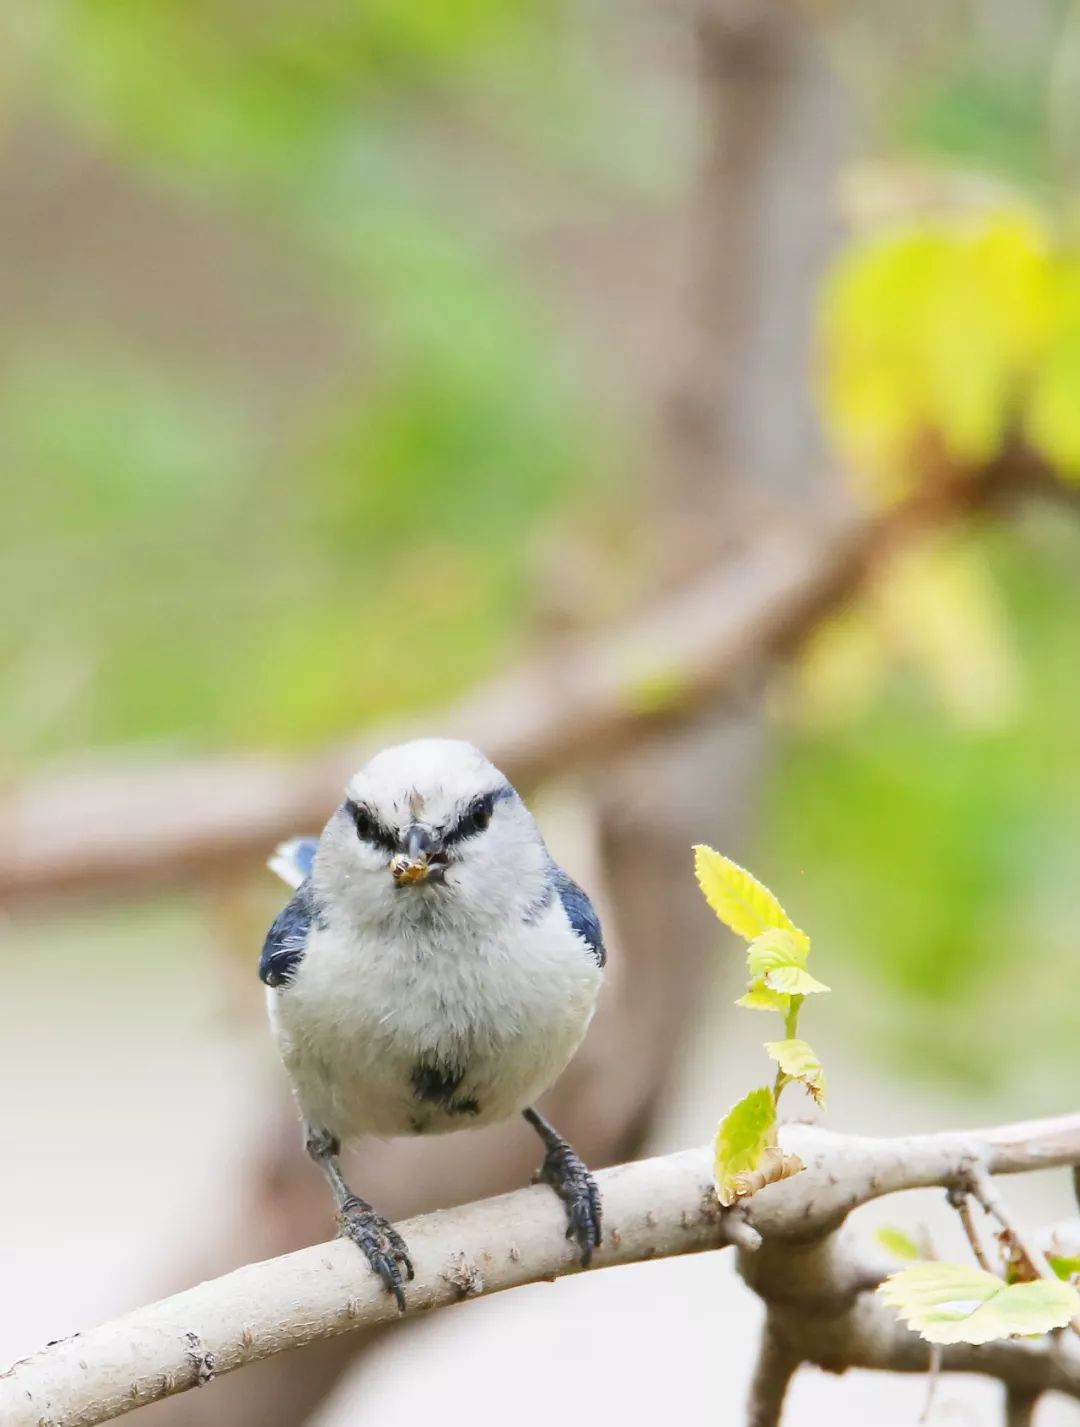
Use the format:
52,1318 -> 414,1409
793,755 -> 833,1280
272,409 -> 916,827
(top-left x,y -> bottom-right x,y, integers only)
444,791 -> 498,846
344,799 -> 397,854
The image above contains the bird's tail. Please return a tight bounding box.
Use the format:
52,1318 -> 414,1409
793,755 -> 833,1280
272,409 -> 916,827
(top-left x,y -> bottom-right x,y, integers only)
268,836 -> 319,889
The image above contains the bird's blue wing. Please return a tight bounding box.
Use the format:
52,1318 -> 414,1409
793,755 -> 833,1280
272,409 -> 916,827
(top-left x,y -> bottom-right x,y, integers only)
259,881 -> 316,987
552,865 -> 606,968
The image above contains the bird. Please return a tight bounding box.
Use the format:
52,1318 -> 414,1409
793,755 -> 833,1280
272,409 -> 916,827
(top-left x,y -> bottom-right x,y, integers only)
259,737 -> 606,1309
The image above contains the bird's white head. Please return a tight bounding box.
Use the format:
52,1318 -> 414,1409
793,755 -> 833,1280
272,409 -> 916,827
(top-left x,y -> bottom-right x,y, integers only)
313,738 -> 549,932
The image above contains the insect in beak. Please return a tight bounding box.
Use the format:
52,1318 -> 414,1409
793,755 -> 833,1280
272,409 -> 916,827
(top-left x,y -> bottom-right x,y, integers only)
391,856 -> 431,885
391,825 -> 444,885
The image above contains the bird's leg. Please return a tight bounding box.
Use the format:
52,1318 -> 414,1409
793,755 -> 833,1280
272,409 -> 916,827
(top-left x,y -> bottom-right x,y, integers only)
523,1107 -> 602,1266
305,1127 -> 413,1311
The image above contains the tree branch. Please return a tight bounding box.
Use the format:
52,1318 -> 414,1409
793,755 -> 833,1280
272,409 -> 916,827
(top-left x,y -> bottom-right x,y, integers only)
1,1146 -> 730,1427
1004,1385 -> 1041,1427
1,521 -> 855,902
7,1113 -> 1080,1427
747,1320 -> 801,1427
776,1286 -> 1080,1395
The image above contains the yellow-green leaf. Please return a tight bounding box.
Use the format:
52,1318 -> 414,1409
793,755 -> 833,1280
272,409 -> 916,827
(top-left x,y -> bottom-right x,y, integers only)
735,981 -> 791,1014
693,847 -> 807,947
747,929 -> 830,996
714,1087 -> 778,1207
879,1262 -> 1080,1345
766,965 -> 831,995
875,1227 -> 924,1261
765,1038 -> 827,1106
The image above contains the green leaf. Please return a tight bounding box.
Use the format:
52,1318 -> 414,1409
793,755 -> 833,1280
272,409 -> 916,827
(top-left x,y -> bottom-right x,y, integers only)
879,1262 -> 1080,1345
747,929 -> 830,996
713,1087 -> 777,1207
875,1227 -> 924,1261
735,981 -> 791,1014
764,1038 -> 827,1106
693,847 -> 808,946
1049,1255 -> 1080,1282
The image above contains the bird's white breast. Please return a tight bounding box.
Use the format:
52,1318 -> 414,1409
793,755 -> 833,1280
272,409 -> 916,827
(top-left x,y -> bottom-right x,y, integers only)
268,903 -> 602,1142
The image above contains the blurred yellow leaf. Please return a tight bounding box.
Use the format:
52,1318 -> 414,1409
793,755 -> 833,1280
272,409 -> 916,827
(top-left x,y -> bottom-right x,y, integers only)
1025,264 -> 1080,480
924,214 -> 1051,464
820,226 -> 948,498
787,606 -> 886,729
820,208 -> 1053,497
872,537 -> 1020,729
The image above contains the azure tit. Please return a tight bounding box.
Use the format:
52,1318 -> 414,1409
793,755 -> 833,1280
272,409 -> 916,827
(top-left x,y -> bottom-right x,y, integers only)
260,738 -> 606,1308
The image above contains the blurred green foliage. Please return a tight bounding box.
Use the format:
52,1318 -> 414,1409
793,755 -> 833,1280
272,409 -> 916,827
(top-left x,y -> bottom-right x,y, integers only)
835,1 -> 1072,193
896,60 -> 1053,190
1,0 -> 677,767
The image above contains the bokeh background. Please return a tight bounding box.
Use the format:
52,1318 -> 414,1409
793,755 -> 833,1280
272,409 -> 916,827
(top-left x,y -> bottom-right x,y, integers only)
4,2 -> 1080,1424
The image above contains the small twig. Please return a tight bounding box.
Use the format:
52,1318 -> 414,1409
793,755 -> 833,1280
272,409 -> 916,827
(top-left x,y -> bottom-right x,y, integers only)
1004,1383 -> 1040,1427
724,1205 -> 764,1252
772,996 -> 804,1103
746,1321 -> 801,1427
947,1186 -> 997,1276
967,1165 -> 1055,1283
920,1344 -> 943,1423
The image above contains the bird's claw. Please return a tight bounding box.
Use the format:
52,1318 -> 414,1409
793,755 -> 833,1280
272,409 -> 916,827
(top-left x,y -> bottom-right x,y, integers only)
537,1144 -> 602,1267
338,1199 -> 414,1311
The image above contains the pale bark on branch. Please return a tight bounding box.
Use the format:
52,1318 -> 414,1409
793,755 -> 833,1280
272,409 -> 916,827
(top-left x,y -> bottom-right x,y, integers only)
6,1113 -> 1080,1427
747,1321 -> 801,1427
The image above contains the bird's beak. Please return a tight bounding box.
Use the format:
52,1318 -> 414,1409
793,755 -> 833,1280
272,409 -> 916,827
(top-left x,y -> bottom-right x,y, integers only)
391,825 -> 443,885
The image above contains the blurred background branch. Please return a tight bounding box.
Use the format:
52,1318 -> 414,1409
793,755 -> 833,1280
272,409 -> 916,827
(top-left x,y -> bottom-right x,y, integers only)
0,443 -> 1065,908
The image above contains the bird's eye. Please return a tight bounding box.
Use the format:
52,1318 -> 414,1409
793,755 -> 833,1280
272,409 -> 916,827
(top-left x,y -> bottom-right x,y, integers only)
461,795 -> 494,838
346,801 -> 395,853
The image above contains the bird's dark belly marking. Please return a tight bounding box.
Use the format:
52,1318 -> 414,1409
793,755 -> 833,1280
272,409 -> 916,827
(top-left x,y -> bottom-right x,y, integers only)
410,1058 -> 480,1117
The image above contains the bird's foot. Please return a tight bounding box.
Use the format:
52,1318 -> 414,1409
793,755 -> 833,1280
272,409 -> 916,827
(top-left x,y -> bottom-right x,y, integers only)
534,1140 -> 602,1267
337,1197 -> 414,1311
